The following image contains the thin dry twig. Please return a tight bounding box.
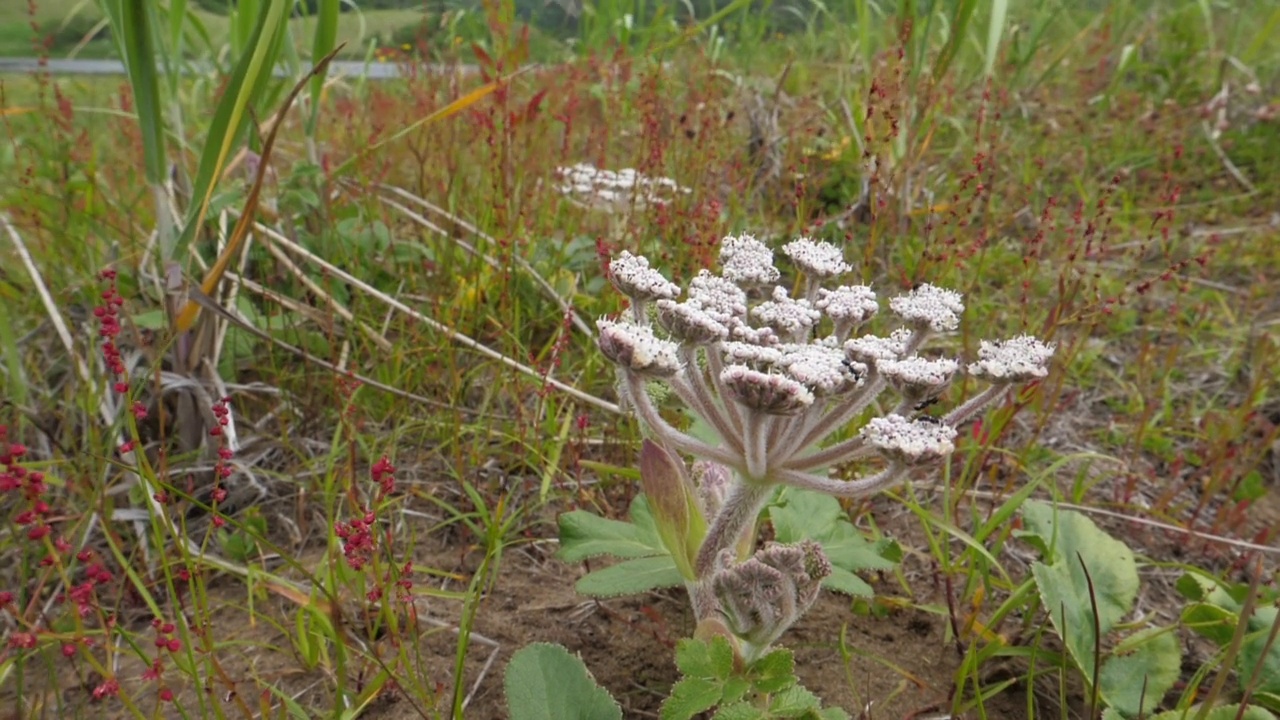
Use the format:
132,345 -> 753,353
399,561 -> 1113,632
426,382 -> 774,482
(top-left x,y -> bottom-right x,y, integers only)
965,488 -> 1280,556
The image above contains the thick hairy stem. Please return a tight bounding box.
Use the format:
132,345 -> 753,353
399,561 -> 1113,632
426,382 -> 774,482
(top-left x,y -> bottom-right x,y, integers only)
623,371 -> 740,467
670,347 -> 743,455
775,462 -> 907,497
694,480 -> 774,579
943,383 -> 1007,427
690,579 -> 719,622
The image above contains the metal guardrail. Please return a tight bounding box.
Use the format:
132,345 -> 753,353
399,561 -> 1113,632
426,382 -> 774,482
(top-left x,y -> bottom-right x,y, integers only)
0,57 -> 480,80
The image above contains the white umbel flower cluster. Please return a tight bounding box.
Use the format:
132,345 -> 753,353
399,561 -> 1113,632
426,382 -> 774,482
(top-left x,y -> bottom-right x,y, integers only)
595,232 -> 1053,492
889,283 -> 965,332
556,163 -> 689,211
720,234 -> 781,288
596,319 -> 682,377
609,251 -> 681,303
861,414 -> 958,464
782,237 -> 853,279
968,335 -> 1057,383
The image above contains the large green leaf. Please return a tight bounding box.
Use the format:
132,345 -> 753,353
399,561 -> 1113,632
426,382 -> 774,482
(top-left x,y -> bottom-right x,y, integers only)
1241,629 -> 1280,702
575,555 -> 684,598
1097,627 -> 1181,717
504,643 -> 621,720
1021,500 -> 1139,679
556,495 -> 667,563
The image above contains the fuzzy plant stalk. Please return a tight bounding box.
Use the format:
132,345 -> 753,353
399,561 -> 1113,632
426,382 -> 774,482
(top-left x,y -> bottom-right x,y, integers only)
596,235 -> 1055,662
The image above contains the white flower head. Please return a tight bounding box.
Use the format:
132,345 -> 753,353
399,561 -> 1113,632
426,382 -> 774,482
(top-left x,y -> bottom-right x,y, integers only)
688,270 -> 749,320
861,414 -> 958,464
656,299 -> 730,345
728,321 -> 781,347
890,283 -> 965,333
968,335 -> 1056,383
816,285 -> 878,322
719,233 -> 780,288
782,237 -> 852,279
596,319 -> 682,377
719,365 -> 815,416
878,355 -> 960,402
721,341 -> 783,368
608,251 -> 681,303
844,328 -> 913,367
776,343 -> 861,396
751,286 -> 822,341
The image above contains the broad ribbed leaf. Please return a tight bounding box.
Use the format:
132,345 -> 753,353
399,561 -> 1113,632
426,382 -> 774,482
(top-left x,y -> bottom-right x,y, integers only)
575,556 -> 683,598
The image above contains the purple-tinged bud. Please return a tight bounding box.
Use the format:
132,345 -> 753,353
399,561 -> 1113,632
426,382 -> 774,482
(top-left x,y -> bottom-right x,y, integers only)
639,440 -> 706,581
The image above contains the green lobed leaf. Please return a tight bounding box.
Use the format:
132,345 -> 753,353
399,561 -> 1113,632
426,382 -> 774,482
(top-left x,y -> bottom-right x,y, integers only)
712,703 -> 767,720
504,643 -> 621,720
676,637 -> 721,678
575,555 -> 684,598
1097,627 -> 1181,717
767,684 -> 823,717
821,567 -> 875,597
556,511 -> 662,563
750,648 -> 797,694
1256,694 -> 1280,714
660,677 -> 724,720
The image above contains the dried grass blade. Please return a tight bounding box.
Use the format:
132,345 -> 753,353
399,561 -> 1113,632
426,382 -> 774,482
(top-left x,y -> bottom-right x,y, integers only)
374,184 -> 593,337
235,217 -> 620,415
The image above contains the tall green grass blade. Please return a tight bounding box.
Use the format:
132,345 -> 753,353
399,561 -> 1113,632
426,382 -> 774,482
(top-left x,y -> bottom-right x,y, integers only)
932,0 -> 976,82
103,0 -> 173,259
1243,7 -> 1280,63
174,0 -> 291,260
983,0 -> 1009,78
110,2 -> 166,188
307,0 -> 340,138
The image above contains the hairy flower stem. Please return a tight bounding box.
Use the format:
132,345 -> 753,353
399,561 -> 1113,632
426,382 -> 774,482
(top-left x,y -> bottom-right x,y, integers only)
624,371 -> 738,466
779,371 -> 886,461
774,463 -> 907,497
944,383 -> 1008,427
672,347 -> 742,454
706,347 -> 744,436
